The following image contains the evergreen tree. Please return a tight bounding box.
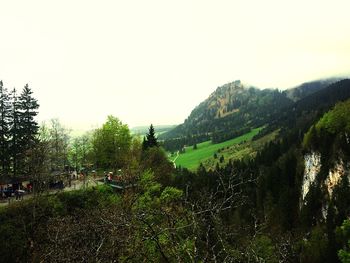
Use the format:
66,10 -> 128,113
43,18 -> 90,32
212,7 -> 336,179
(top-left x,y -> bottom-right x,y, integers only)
142,124 -> 158,150
19,84 -> 39,175
0,81 -> 11,176
8,84 -> 39,177
19,85 -> 39,147
9,88 -> 22,177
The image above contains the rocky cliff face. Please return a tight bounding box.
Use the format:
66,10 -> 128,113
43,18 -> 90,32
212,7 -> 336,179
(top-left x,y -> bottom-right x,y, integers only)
302,152 -> 321,203
302,153 -> 349,207
325,160 -> 348,197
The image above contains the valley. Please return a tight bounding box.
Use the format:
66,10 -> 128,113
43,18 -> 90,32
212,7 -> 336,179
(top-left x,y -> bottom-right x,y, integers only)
2,2 -> 350,261
2,78 -> 350,262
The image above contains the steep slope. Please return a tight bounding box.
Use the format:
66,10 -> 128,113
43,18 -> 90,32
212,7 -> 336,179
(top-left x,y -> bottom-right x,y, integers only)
255,80 -> 350,225
283,78 -> 341,102
302,98 -> 350,204
161,80 -> 292,143
175,76 -> 350,170
161,78 -> 340,149
272,79 -> 350,133
171,80 -> 350,262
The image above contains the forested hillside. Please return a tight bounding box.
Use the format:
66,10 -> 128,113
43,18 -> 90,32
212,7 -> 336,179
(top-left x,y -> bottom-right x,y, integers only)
283,78 -> 340,102
161,79 -> 338,152
161,80 -> 290,143
173,79 -> 350,262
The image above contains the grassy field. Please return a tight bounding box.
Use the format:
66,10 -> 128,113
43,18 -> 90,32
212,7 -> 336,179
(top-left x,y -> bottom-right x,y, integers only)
172,127 -> 263,170
202,129 -> 279,170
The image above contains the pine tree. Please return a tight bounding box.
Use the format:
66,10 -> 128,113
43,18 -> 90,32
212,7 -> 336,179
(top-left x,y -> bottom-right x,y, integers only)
0,81 -> 11,176
9,88 -> 22,177
142,124 -> 158,150
0,84 -> 39,178
19,84 -> 39,175
19,84 -> 39,150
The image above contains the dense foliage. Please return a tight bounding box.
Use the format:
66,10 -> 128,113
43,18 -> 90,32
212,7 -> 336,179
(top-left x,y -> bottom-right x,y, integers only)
304,99 -> 350,151
91,115 -> 132,172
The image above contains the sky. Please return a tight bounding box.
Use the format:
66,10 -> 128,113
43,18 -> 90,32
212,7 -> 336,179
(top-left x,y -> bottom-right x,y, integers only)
0,0 -> 350,131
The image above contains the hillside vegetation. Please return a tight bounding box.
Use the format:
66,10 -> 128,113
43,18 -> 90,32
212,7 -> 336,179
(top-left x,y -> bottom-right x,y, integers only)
304,98 -> 350,154
202,129 -> 279,170
161,79 -> 340,153
172,127 -> 262,170
161,81 -> 290,142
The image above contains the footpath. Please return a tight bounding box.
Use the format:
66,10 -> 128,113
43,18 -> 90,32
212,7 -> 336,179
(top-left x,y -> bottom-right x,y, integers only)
0,176 -> 104,207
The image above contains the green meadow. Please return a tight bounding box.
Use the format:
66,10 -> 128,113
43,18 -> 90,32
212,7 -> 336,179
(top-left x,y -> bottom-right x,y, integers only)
172,127 -> 263,170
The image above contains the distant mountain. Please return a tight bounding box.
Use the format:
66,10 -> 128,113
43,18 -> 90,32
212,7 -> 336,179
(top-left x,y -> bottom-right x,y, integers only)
277,79 -> 350,131
283,78 -> 341,102
160,78 -> 347,151
131,125 -> 176,136
161,80 -> 291,141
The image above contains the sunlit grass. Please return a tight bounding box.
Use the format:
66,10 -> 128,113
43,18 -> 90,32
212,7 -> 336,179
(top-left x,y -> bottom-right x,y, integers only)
174,127 -> 263,170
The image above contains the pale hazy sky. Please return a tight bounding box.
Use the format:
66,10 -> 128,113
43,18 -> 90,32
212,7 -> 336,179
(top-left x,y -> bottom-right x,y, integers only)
0,0 -> 350,130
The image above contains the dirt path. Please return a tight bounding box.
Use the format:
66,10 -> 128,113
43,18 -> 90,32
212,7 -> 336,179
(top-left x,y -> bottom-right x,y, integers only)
172,151 -> 179,168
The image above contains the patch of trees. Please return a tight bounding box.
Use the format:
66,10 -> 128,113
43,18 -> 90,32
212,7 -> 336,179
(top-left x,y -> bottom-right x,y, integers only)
0,81 -> 39,179
39,119 -> 71,173
91,115 -> 132,172
0,164 -> 282,262
283,78 -> 339,102
162,133 -> 210,152
211,127 -> 251,143
142,124 -> 158,150
303,99 -> 350,155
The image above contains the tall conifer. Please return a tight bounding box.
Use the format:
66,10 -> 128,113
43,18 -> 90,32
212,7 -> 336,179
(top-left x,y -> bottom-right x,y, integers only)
0,81 -> 11,175
19,84 -> 39,150
19,84 -> 39,175
9,88 -> 22,177
142,124 -> 158,150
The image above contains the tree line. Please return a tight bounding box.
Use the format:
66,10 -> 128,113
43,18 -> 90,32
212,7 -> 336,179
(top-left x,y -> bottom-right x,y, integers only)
0,81 -> 39,179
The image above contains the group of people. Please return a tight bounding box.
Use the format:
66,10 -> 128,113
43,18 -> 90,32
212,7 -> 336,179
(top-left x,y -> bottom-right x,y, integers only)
104,171 -> 124,184
14,189 -> 25,200
0,185 -> 11,199
0,184 -> 25,201
104,172 -> 113,183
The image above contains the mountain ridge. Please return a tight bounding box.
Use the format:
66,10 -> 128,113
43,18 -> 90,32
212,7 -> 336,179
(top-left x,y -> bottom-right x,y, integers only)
160,77 -> 345,153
